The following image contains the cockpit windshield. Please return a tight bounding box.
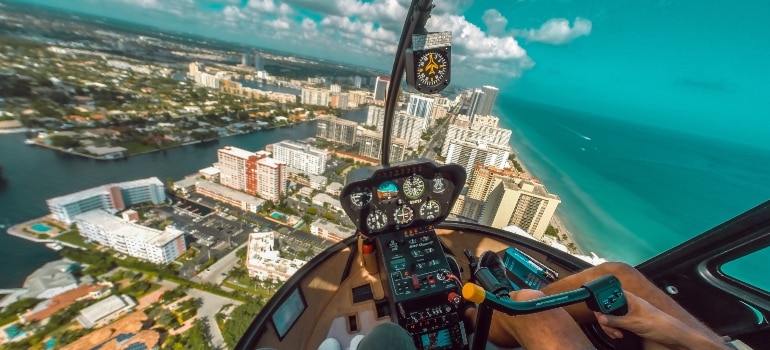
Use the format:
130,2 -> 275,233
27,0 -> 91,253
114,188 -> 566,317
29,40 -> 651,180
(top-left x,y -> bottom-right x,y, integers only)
1,1 -> 769,349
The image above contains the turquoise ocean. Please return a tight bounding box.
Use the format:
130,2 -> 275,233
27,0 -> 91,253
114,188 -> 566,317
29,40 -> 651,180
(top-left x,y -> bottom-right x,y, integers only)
495,97 -> 770,289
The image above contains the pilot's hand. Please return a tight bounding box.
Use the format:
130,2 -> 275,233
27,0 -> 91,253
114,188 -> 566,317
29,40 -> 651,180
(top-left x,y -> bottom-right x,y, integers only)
594,291 -> 729,350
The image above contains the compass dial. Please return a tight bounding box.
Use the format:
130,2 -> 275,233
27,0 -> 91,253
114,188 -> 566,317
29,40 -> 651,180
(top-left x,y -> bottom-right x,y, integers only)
393,205 -> 415,226
349,187 -> 372,208
366,210 -> 388,232
402,174 -> 425,199
420,199 -> 441,221
416,50 -> 449,89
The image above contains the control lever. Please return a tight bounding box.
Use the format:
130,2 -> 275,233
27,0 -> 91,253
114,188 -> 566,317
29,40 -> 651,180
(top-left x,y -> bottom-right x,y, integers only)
463,249 -> 479,282
464,274 -> 638,350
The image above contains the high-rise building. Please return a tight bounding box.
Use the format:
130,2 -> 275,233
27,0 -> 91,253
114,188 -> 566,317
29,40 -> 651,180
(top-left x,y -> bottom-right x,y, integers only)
406,94 -> 435,121
353,76 -> 362,89
441,122 -> 512,157
366,105 -> 386,131
316,115 -> 358,146
455,164 -> 524,221
330,92 -> 349,109
392,111 -> 427,149
479,85 -> 499,116
257,157 -> 286,202
470,114 -> 500,129
445,139 -> 509,174
47,178 -> 166,225
217,146 -> 261,193
330,84 -> 342,93
356,128 -> 408,162
301,87 -> 331,106
467,88 -> 486,121
241,53 -> 253,67
478,179 -> 561,239
75,209 -> 186,264
253,53 -> 265,71
272,140 -> 328,176
374,77 -> 390,102
348,90 -> 369,107
188,62 -> 200,76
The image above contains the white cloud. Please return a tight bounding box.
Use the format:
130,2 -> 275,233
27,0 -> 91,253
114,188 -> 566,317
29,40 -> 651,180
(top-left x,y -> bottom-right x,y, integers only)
516,17 -> 592,45
247,0 -> 292,15
432,14 -> 534,78
482,9 -> 508,36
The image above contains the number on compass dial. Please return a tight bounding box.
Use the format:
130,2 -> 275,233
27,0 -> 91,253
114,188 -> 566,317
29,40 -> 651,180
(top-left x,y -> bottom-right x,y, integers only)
402,174 -> 425,199
366,210 -> 388,232
394,205 -> 414,226
420,199 -> 441,221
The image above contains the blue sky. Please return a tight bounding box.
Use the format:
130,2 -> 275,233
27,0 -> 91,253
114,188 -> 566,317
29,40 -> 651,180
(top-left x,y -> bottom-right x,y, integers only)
9,0 -> 770,148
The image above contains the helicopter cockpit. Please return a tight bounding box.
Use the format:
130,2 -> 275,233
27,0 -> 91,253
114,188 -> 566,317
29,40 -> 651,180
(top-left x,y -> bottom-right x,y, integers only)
234,1 -> 770,349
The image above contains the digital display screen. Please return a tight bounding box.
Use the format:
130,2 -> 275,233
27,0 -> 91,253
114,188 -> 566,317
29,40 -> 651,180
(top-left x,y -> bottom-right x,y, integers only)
420,328 -> 452,349
271,288 -> 306,338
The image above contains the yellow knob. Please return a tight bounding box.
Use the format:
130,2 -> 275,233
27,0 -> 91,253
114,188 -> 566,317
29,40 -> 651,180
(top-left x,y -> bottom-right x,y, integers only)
462,283 -> 487,304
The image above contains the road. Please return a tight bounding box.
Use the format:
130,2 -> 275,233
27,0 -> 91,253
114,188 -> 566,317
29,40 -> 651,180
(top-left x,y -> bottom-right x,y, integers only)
421,113 -> 452,159
196,241 -> 247,285
188,288 -> 242,349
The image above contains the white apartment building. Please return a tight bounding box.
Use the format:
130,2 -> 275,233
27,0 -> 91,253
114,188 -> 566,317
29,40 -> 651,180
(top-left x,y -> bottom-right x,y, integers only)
441,122 -> 512,157
406,94 -> 435,121
217,146 -> 260,192
445,139 -> 510,174
245,231 -> 306,281
75,210 -> 186,264
301,87 -> 331,107
272,140 -> 328,176
479,179 -> 561,239
392,111 -> 427,150
257,157 -> 286,202
366,105 -> 386,131
47,178 -> 166,225
356,128 -> 407,162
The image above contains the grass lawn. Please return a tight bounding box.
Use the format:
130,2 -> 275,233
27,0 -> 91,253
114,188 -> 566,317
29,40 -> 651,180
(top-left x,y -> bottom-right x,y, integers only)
55,231 -> 90,247
119,141 -> 158,155
222,278 -> 275,299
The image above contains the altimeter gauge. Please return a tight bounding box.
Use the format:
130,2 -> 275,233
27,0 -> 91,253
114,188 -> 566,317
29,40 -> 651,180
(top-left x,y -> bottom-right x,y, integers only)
420,199 -> 441,221
350,188 -> 372,208
366,210 -> 388,232
402,174 -> 425,199
394,205 -> 415,226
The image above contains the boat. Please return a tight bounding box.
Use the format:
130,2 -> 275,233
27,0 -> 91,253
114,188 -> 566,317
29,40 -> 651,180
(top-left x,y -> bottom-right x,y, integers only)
45,242 -> 63,251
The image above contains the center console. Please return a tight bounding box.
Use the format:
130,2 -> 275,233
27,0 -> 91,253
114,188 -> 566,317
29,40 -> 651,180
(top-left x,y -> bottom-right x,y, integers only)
340,159 -> 468,349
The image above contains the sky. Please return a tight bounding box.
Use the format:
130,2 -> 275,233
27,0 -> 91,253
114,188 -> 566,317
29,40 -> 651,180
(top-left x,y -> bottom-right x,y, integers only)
8,0 -> 770,149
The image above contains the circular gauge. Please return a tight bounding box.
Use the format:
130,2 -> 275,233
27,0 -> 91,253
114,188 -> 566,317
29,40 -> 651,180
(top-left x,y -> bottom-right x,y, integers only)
349,188 -> 372,208
366,210 -> 388,232
432,177 -> 447,194
420,199 -> 441,221
377,180 -> 399,200
394,205 -> 415,226
402,175 -> 425,199
416,50 -> 449,92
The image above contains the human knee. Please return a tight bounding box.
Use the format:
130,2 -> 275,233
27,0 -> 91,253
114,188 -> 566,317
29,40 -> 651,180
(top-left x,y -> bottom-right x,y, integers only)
510,289 -> 546,301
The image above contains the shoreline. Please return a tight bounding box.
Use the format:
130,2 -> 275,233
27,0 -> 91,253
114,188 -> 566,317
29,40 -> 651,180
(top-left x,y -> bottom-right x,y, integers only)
509,141 -> 585,256
20,119 -> 314,160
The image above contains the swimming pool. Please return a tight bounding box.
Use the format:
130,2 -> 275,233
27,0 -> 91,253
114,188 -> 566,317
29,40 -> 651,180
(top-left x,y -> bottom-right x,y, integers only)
30,223 -> 53,233
270,212 -> 288,221
3,324 -> 25,340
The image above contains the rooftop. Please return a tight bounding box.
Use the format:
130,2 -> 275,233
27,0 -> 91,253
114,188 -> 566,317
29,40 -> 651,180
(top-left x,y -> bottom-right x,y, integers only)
22,259 -> 79,299
219,145 -> 257,159
195,180 -> 266,206
274,140 -> 328,157
75,210 -> 184,247
76,294 -> 136,329
47,177 -> 162,206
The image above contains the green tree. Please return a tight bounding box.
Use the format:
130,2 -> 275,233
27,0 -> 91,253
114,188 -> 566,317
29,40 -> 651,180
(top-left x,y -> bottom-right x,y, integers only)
222,299 -> 266,349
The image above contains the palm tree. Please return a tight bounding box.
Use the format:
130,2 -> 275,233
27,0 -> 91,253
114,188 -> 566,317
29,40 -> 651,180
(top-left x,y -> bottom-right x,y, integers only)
230,266 -> 248,282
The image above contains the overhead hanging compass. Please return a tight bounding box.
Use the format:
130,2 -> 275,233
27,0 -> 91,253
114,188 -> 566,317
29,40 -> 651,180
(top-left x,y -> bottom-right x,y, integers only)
406,31 -> 451,94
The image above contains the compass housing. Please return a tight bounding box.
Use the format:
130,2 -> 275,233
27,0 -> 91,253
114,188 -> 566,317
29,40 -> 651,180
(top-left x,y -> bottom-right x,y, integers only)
406,32 -> 452,94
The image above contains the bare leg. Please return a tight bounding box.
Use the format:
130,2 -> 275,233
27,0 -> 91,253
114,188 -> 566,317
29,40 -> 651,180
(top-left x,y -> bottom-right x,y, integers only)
465,289 -> 592,349
540,262 -> 724,345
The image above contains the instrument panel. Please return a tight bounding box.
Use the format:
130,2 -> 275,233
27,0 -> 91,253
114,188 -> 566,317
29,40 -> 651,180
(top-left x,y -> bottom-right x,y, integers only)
340,159 -> 466,237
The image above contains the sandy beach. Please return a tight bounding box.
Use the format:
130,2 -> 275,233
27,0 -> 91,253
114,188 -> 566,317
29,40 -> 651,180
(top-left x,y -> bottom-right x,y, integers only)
510,148 -> 584,255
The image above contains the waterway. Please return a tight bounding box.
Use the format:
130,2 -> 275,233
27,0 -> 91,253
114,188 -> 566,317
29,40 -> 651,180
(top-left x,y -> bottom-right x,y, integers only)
0,121 -> 317,289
